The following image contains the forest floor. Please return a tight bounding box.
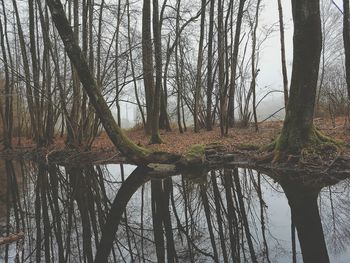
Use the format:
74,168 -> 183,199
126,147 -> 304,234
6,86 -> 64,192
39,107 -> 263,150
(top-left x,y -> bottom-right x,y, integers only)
1,116 -> 350,165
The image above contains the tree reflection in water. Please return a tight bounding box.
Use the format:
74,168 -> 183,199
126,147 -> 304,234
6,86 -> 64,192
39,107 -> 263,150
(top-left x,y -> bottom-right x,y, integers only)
0,160 -> 349,262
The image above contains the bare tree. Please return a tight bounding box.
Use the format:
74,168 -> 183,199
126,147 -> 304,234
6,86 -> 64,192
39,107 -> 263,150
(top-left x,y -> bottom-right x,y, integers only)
343,0 -> 350,99
193,0 -> 206,133
277,0 -> 289,107
274,0 -> 325,157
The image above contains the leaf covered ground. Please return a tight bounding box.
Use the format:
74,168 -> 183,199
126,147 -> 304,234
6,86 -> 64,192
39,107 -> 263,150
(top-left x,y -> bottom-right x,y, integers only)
2,117 -> 350,157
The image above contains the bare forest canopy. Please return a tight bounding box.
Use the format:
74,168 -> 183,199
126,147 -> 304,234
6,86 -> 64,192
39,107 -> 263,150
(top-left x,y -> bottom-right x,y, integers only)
0,0 -> 349,165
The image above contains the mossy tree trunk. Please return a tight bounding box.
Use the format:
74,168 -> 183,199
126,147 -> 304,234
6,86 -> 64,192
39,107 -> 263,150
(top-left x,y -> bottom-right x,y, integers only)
276,0 -> 322,154
46,0 -> 176,164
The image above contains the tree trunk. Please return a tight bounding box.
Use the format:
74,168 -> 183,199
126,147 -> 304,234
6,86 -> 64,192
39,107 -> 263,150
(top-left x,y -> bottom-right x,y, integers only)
0,16 -> 12,149
226,0 -> 246,130
115,0 -> 122,127
194,0 -> 206,133
66,0 -> 81,147
206,0 -> 215,131
218,0 -> 225,136
151,0 -> 164,144
343,0 -> 350,99
12,0 -> 39,143
46,0 -> 180,164
175,0 -> 184,133
127,0 -> 146,127
276,0 -> 322,154
277,0 -> 289,108
29,0 -> 44,145
142,0 -> 155,135
251,0 -> 262,132
0,0 -> 14,149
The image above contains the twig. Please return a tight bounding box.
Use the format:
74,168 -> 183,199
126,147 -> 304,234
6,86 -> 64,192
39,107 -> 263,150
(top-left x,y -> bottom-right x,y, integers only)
259,107 -> 285,124
331,0 -> 343,14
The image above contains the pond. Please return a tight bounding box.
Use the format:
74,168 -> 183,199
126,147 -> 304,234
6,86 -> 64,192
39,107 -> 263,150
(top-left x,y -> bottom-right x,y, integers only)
0,160 -> 349,262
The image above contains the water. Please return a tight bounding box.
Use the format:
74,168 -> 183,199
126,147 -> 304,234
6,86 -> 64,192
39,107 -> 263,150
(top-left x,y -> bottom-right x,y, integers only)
0,160 -> 349,262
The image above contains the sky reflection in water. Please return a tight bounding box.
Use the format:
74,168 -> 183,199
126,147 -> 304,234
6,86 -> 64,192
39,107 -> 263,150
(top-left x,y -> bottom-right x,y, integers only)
0,160 -> 349,262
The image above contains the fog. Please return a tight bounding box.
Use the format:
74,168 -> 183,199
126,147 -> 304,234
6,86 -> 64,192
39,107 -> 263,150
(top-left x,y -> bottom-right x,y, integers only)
117,0 -> 344,127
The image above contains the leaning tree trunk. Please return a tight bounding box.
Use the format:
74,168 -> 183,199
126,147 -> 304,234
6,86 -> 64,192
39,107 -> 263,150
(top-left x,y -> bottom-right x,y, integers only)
46,0 -> 179,165
275,0 -> 322,154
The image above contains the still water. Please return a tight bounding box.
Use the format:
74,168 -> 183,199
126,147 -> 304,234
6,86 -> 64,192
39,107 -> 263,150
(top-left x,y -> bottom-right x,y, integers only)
0,160 -> 349,262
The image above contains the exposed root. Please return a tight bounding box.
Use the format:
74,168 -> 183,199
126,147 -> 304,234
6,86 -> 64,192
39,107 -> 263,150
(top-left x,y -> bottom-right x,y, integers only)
265,128 -> 342,166
259,138 -> 278,152
255,152 -> 275,164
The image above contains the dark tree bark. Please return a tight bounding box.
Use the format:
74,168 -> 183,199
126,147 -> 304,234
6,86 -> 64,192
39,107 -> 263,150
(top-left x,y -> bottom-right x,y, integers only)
250,0 -> 262,132
66,0 -> 82,147
175,0 -> 184,133
142,0 -> 155,135
37,0 -> 74,147
218,0 -> 225,136
115,0 -> 122,126
151,0 -> 164,144
226,0 -> 246,131
343,0 -> 350,99
194,0 -> 207,133
206,0 -> 215,131
0,0 -> 13,149
12,0 -> 39,143
0,16 -> 12,149
277,0 -> 289,107
46,0 -> 180,164
29,0 -> 44,145
127,0 -> 146,127
275,0 -> 323,154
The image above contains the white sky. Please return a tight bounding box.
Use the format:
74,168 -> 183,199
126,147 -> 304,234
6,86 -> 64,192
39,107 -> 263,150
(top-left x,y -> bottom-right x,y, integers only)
122,0 -> 345,124
256,0 -> 343,120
